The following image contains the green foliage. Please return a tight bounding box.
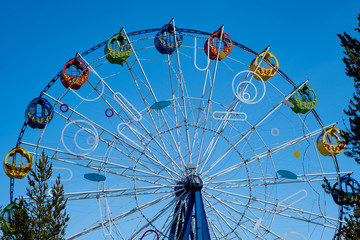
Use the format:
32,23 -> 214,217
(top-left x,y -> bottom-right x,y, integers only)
339,14 -> 360,163
337,13 -> 360,240
1,152 -> 69,239
340,204 -> 360,239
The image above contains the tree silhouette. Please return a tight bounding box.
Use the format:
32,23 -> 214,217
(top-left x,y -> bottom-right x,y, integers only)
337,13 -> 360,240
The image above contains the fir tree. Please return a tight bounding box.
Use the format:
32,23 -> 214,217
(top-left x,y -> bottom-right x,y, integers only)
1,152 -> 69,239
339,14 -> 360,163
337,13 -> 360,240
340,203 -> 360,240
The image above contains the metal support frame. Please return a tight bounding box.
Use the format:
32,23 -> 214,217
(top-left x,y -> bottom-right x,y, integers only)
180,190 -> 210,240
10,178 -> 14,203
170,176 -> 211,240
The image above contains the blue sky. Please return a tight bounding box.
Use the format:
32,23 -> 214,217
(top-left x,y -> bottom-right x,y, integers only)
1,0 -> 360,239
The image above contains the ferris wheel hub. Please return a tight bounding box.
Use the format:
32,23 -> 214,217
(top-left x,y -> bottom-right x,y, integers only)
184,175 -> 203,191
174,175 -> 204,199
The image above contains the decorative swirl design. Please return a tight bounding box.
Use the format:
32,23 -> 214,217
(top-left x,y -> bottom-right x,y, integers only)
271,128 -> 279,136
70,76 -> 105,102
232,70 -> 266,104
61,120 -> 99,156
114,92 -> 142,121
49,167 -> 73,181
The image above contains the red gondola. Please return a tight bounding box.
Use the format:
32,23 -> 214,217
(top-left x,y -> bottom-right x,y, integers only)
204,29 -> 232,61
60,58 -> 89,90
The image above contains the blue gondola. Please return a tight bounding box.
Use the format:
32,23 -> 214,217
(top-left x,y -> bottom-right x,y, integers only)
24,97 -> 53,129
331,174 -> 360,206
154,24 -> 183,55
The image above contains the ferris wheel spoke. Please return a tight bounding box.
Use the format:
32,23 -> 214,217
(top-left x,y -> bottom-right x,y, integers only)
77,54 -> 143,122
198,123 -> 246,175
193,69 -> 214,168
120,70 -> 184,174
45,95 -> 182,178
160,199 -> 187,238
82,43 -> 184,176
62,185 -> 175,201
195,27 -> 234,170
129,196 -> 179,239
177,79 -> 192,163
203,194 -> 251,240
79,55 -> 175,162
67,192 -> 174,239
190,59 -> 211,149
166,56 -> 188,170
44,94 -> 147,154
123,29 -> 158,103
119,109 -> 184,175
206,187 -> 340,228
204,122 -> 337,182
107,140 -> 180,184
204,192 -> 274,239
204,192 -> 282,239
201,82 -> 310,177
160,106 -> 187,170
120,31 -> 182,165
141,112 -> 186,174
206,171 -> 351,189
207,197 -> 327,240
194,97 -> 246,176
165,43 -> 195,164
141,140 -> 182,178
24,142 -> 177,186
207,217 -> 226,240
152,60 -> 187,169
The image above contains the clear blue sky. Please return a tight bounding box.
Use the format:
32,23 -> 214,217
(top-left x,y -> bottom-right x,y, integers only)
1,0 -> 360,239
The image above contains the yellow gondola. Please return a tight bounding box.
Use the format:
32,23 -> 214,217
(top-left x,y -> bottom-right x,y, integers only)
3,147 -> 33,179
250,51 -> 279,81
317,128 -> 346,156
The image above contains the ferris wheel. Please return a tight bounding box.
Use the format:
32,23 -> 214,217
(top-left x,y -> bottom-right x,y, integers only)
1,19 -> 354,239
